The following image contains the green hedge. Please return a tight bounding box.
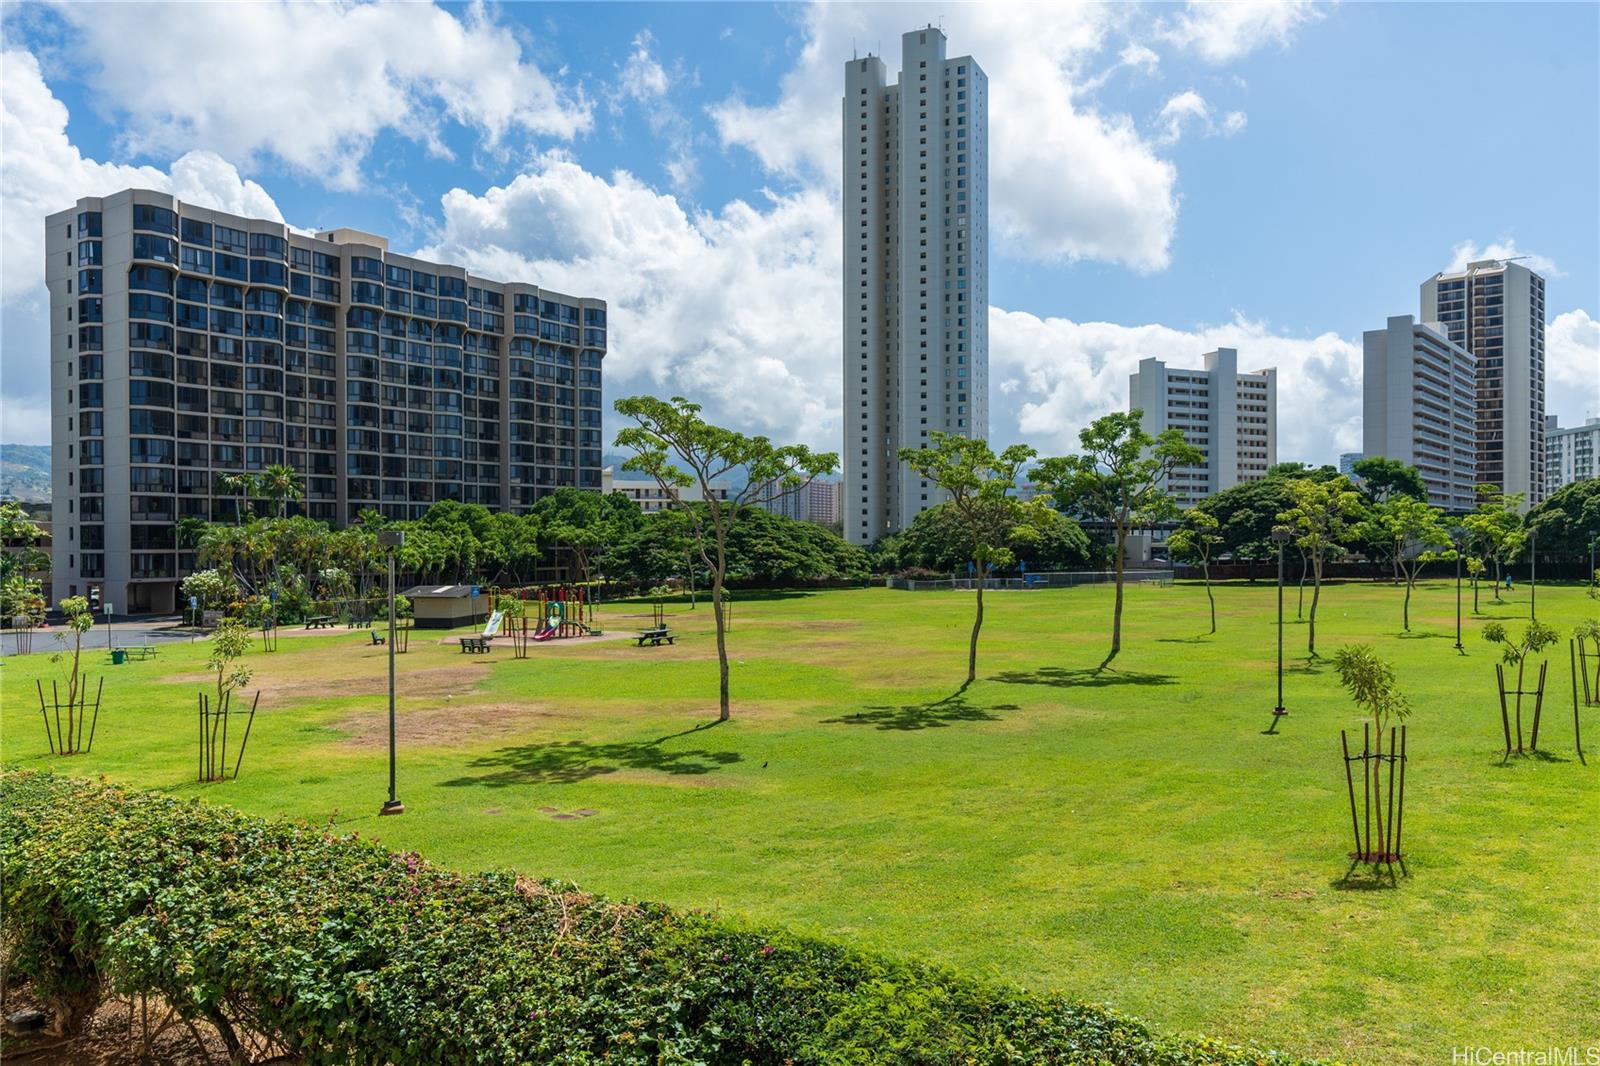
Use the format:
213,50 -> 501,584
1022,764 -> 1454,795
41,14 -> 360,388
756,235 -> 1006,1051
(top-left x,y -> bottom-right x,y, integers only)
1,771 -> 1328,1064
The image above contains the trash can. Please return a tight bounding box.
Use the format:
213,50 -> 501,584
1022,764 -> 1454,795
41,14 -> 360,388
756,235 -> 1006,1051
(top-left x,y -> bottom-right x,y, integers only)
111,649 -> 126,665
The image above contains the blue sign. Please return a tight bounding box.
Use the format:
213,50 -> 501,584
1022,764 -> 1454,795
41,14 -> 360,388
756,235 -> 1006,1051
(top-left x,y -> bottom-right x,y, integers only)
270,588 -> 278,602
471,585 -> 481,597
190,596 -> 198,610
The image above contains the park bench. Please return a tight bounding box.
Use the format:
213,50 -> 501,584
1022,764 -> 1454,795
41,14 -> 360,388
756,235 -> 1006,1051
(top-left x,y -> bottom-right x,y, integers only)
635,627 -> 675,647
305,616 -> 335,629
460,637 -> 493,654
369,631 -> 386,646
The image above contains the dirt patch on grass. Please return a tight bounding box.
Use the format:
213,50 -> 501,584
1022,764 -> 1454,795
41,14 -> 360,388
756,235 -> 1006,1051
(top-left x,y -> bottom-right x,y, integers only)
168,663 -> 493,708
333,700 -> 567,749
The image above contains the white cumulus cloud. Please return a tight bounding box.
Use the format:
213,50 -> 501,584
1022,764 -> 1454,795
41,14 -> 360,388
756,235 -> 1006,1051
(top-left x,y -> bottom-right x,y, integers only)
1445,238 -> 1564,279
1547,310 -> 1600,426
1161,0 -> 1324,64
42,0 -> 591,189
1,49 -> 283,441
710,3 -> 1181,272
1155,89 -> 1247,145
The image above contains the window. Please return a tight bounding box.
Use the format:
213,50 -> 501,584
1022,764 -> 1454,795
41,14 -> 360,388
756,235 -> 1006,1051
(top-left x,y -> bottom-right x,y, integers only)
133,205 -> 178,235
181,218 -> 212,246
214,225 -> 247,254
181,246 -> 212,275
77,211 -> 102,237
351,256 -> 383,281
249,233 -> 286,259
129,265 -> 174,293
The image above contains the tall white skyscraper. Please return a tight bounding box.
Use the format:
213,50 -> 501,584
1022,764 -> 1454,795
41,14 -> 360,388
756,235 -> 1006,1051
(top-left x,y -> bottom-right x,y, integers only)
1362,315 -> 1477,512
843,26 -> 989,546
1128,349 -> 1276,510
1420,259 -> 1547,506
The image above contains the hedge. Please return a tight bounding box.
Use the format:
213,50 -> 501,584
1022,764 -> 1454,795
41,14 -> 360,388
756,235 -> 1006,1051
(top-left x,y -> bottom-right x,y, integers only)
1,770 -> 1330,1064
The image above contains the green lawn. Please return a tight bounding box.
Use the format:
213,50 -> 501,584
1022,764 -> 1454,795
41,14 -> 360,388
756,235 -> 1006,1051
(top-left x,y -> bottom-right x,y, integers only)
4,579 -> 1598,1062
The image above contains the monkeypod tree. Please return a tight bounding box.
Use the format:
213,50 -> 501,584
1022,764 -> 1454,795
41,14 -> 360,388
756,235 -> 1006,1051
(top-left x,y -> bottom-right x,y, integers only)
1463,487 -> 1527,602
1369,496 -> 1455,631
1034,410 -> 1202,665
1168,509 -> 1223,635
615,395 -> 837,722
1277,475 -> 1365,657
899,433 -> 1040,685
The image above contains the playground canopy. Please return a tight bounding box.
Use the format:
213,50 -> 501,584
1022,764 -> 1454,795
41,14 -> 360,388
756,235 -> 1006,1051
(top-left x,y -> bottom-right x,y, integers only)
402,584 -> 489,629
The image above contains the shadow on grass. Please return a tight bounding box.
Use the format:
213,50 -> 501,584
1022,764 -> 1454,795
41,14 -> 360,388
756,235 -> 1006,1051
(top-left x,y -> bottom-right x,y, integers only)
1156,636 -> 1211,644
441,722 -> 740,787
824,685 -> 1019,731
1493,748 -> 1573,767
1331,868 -> 1404,892
1395,631 -> 1452,640
989,666 -> 1177,689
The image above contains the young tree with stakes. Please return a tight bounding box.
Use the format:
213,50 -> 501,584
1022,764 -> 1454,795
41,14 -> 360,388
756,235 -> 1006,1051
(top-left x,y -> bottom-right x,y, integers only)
1333,644 -> 1412,869
1278,474 -> 1365,657
1483,619 -> 1560,756
1168,508 -> 1223,635
899,433 -> 1039,685
1034,410 -> 1202,665
614,396 -> 837,722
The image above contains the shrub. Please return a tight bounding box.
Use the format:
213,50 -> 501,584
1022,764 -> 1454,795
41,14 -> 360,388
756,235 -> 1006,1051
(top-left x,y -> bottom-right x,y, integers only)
1,771 -> 1327,1064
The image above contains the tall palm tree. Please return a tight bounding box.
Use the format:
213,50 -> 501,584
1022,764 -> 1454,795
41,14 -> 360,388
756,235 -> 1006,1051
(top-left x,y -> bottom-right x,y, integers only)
216,472 -> 260,527
260,464 -> 304,519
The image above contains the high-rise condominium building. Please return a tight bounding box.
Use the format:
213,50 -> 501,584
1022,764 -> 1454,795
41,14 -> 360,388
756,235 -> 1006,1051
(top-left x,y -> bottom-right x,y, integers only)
1420,259 -> 1546,506
843,26 -> 989,546
1128,348 -> 1276,510
1545,416 -> 1600,495
1361,315 -> 1477,512
48,189 -> 606,613
1339,452 -> 1364,478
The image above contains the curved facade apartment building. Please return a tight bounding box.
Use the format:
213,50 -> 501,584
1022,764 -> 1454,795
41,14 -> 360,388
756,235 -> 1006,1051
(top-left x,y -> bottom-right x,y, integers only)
47,189 -> 606,613
1362,315 -> 1477,512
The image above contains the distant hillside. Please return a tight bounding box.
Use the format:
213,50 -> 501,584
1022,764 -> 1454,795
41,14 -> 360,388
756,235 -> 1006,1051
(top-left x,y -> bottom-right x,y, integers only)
0,444 -> 50,503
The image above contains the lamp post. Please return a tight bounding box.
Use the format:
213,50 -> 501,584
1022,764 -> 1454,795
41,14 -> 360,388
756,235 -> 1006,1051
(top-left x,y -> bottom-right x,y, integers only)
1271,527 -> 1293,720
378,529 -> 405,816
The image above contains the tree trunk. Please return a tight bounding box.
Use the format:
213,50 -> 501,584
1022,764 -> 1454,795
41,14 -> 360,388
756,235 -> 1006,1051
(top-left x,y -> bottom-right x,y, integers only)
1403,573 -> 1412,631
711,529 -> 730,721
1108,527 -> 1126,662
1297,554 -> 1307,619
1493,560 -> 1502,601
1204,563 -> 1215,634
968,572 -> 983,684
1308,556 -> 1322,657
1472,574 -> 1480,614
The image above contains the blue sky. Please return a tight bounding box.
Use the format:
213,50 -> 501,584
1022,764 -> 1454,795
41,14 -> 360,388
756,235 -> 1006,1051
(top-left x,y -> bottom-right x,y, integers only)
2,0 -> 1596,463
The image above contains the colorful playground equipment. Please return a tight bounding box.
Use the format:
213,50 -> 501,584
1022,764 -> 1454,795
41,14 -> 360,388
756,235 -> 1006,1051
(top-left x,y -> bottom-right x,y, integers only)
517,585 -> 595,642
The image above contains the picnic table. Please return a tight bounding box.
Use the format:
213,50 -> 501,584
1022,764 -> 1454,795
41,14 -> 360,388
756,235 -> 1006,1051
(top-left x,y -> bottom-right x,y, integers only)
459,636 -> 493,654
305,616 -> 335,629
634,627 -> 675,647
118,645 -> 158,661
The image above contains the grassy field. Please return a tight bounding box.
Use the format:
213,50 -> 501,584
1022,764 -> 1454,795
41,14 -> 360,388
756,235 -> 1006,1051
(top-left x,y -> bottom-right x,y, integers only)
3,579 -> 1598,1062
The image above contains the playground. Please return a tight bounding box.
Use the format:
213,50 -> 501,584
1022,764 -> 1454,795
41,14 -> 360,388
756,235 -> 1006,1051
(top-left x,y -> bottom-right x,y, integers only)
2,579 -> 1598,1064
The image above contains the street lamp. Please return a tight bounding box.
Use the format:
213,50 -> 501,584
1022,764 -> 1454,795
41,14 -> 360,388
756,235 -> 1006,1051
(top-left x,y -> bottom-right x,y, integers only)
378,529 -> 405,816
1271,526 -> 1293,721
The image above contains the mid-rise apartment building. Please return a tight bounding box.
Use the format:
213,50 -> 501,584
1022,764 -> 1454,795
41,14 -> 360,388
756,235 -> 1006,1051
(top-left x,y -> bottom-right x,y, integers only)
751,477 -> 841,526
1421,259 -> 1546,506
1362,315 -> 1477,512
1545,416 -> 1600,494
1128,348 -> 1276,510
843,26 -> 989,545
48,189 -> 606,613
601,467 -> 731,513
1339,452 -> 1363,478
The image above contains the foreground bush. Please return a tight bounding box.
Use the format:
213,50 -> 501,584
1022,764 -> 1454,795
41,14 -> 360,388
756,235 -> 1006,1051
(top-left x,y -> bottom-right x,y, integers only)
1,771 -> 1325,1064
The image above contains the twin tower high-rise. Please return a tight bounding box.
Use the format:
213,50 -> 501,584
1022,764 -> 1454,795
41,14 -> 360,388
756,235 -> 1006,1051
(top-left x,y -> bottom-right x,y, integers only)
843,27 -> 989,546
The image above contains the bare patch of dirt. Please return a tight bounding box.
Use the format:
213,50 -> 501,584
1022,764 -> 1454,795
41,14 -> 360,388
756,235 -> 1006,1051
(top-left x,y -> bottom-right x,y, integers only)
169,663 -> 493,708
1,986 -> 227,1065
333,699 -> 568,749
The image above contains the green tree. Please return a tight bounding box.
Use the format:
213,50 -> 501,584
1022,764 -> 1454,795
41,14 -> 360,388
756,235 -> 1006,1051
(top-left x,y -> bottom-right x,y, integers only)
1333,644 -> 1413,856
1462,486 -> 1526,601
1033,410 -> 1203,664
258,463 -> 303,519
892,497 -> 1088,575
1483,619 -> 1560,751
1523,477 -> 1600,558
1351,456 -> 1428,503
614,395 -> 837,721
1168,508 -> 1222,634
899,433 -> 1039,685
50,595 -> 96,730
1369,496 -> 1455,631
0,501 -> 49,585
1277,474 -> 1364,656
